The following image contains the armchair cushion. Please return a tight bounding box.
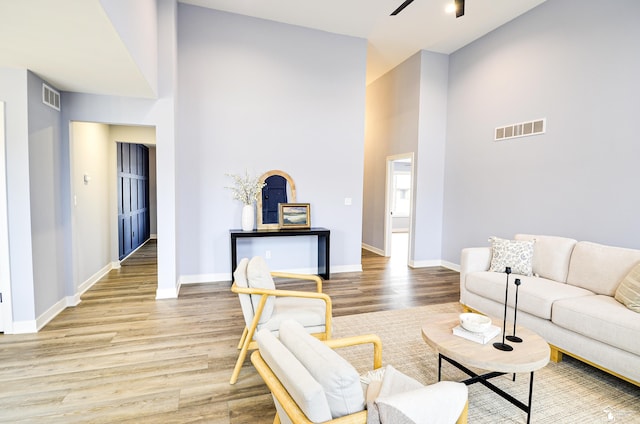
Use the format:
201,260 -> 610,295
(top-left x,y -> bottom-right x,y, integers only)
258,297 -> 327,333
279,320 -> 365,418
233,258 -> 254,325
247,256 -> 276,323
255,328 -> 332,423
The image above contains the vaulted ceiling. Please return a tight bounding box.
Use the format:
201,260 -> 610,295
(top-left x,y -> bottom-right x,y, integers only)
0,0 -> 546,97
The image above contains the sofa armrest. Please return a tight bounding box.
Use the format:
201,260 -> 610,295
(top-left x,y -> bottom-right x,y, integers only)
460,247 -> 491,274
459,247 -> 492,303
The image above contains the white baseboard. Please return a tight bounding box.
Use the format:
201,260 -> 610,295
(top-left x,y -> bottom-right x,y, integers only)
362,243 -> 385,256
177,263 -> 364,286
441,260 -> 460,272
331,264 -> 363,273
150,233 -> 157,239
35,297 -> 68,331
180,273 -> 230,284
8,261 -> 116,333
77,263 -> 113,297
156,282 -> 181,299
404,259 -> 461,271
10,320 -> 38,334
408,259 -> 443,268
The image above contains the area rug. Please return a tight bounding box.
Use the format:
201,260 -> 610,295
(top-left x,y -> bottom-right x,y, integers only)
332,303 -> 640,423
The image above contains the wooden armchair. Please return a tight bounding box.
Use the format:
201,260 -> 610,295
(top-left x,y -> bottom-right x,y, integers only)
251,323 -> 469,424
230,256 -> 332,385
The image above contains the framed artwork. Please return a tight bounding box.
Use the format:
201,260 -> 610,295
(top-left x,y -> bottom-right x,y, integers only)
278,203 -> 311,229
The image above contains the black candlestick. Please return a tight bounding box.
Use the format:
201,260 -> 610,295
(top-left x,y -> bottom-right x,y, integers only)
493,267 -> 513,351
506,278 -> 523,343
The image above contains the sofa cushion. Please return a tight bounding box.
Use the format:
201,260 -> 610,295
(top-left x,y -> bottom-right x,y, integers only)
566,242 -> 640,296
552,295 -> 640,356
515,234 -> 577,282
247,256 -> 276,323
233,258 -> 255,326
488,236 -> 534,276
278,320 -> 365,418
465,271 -> 594,320
615,262 -> 640,313
255,328 -> 332,423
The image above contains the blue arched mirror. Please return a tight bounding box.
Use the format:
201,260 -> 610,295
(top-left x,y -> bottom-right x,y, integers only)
256,170 -> 296,229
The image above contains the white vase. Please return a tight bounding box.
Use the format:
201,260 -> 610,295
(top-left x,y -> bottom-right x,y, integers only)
241,204 -> 254,231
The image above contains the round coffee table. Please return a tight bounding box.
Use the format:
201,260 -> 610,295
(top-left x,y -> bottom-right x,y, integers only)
422,313 -> 550,424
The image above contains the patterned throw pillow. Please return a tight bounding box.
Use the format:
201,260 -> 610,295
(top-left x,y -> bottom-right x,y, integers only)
488,236 -> 535,276
615,262 -> 640,313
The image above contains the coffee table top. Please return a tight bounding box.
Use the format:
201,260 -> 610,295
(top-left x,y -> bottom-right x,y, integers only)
422,313 -> 550,374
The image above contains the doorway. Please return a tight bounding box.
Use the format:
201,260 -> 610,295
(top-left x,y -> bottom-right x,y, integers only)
384,154 -> 414,265
70,122 -> 157,298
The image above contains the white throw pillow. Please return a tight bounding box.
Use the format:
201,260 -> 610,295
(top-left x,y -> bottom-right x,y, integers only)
376,381 -> 468,424
255,329 -> 332,423
233,258 -> 255,325
488,236 -> 535,276
615,262 -> 640,313
247,256 -> 276,323
279,320 -> 365,418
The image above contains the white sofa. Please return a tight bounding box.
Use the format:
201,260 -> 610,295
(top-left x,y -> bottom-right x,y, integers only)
460,234 -> 640,386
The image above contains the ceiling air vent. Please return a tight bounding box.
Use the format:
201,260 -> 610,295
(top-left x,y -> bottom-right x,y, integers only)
495,118 -> 545,141
42,83 -> 60,111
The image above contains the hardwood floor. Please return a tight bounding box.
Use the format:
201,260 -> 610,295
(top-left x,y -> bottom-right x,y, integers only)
0,239 -> 459,423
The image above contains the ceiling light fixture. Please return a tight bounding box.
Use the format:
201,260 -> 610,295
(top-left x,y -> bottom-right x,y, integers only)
392,0 -> 464,17
455,0 -> 465,18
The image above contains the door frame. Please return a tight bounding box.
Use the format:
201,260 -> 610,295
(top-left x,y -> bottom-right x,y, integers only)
384,152 -> 415,260
0,102 -> 14,332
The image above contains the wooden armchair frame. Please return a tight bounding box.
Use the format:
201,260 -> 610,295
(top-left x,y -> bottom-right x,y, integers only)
251,334 -> 469,424
230,272 -> 332,385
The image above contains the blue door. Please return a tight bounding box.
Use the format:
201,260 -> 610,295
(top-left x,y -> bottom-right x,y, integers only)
117,143 -> 150,259
262,175 -> 287,224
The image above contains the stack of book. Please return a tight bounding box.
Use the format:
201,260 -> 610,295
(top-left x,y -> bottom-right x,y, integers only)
452,324 -> 501,344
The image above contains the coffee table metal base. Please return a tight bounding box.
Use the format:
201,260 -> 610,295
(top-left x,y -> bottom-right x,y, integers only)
438,353 -> 535,424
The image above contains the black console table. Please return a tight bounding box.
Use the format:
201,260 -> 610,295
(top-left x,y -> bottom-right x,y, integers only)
230,227 -> 330,279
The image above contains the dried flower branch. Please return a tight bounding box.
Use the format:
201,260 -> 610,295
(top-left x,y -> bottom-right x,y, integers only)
225,170 -> 266,205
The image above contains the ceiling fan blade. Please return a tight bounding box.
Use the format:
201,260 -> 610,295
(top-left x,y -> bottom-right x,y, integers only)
455,0 -> 465,17
390,0 -> 415,16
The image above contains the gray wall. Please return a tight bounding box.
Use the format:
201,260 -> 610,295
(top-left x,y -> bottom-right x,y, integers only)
413,51 -> 448,264
176,5 -> 367,278
363,50 -> 448,266
70,122 -> 113,286
363,53 -> 421,251
442,0 -> 640,262
27,72 -> 67,318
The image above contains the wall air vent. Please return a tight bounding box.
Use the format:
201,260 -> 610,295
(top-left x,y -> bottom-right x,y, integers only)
495,118 -> 545,141
42,83 -> 60,111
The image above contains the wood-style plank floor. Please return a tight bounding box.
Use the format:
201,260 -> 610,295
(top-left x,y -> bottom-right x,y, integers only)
0,239 -> 459,423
